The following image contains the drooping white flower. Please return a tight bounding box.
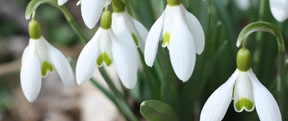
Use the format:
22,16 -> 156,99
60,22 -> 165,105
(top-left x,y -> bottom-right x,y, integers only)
270,0 -> 288,22
144,3 -> 205,82
200,48 -> 282,121
76,10 -> 138,89
112,9 -> 148,52
81,0 -> 106,29
58,0 -> 68,6
21,37 -> 75,102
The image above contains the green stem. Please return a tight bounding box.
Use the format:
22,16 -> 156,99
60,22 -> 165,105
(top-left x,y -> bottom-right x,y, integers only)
58,6 -> 88,44
90,78 -> 117,104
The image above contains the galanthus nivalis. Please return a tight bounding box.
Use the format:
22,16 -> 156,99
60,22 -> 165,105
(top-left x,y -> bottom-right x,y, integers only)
269,0 -> 288,22
144,0 -> 205,82
81,0 -> 106,29
76,10 -> 138,89
200,48 -> 282,121
21,19 -> 75,102
111,0 -> 148,52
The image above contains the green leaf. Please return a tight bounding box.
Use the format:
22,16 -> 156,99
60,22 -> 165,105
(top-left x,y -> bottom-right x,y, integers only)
140,100 -> 179,121
25,0 -> 57,20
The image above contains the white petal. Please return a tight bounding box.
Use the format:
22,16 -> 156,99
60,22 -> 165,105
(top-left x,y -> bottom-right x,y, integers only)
248,69 -> 282,121
200,69 -> 239,121
81,0 -> 106,29
58,0 -> 68,6
169,13 -> 196,82
233,71 -> 255,112
183,5 -> 205,54
130,14 -> 148,52
111,29 -> 138,89
76,29 -> 102,85
270,0 -> 288,22
20,44 -> 42,102
144,11 -> 165,67
44,41 -> 75,88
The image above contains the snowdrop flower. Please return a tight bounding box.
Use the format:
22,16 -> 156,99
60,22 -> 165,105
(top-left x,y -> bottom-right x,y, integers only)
111,0 -> 148,52
81,0 -> 106,29
76,10 -> 138,89
200,48 -> 282,121
144,0 -> 205,82
21,19 -> 75,102
270,0 -> 288,22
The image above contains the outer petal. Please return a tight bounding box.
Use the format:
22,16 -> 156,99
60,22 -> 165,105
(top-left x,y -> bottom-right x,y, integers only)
200,69 -> 239,121
269,0 -> 288,22
144,11 -> 165,67
58,0 -> 68,6
169,11 -> 196,82
111,29 -> 138,89
20,44 -> 42,102
42,40 -> 75,88
248,69 -> 282,121
183,5 -> 205,54
76,29 -> 102,85
81,0 -> 106,29
233,71 -> 255,112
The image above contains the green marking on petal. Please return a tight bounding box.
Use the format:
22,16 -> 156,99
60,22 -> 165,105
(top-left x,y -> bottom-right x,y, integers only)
235,98 -> 254,112
131,33 -> 139,46
96,52 -> 112,66
41,61 -> 53,76
162,32 -> 170,47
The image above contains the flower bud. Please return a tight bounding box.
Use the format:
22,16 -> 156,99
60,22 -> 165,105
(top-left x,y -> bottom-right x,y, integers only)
101,10 -> 112,29
167,0 -> 180,6
28,19 -> 42,39
237,48 -> 251,72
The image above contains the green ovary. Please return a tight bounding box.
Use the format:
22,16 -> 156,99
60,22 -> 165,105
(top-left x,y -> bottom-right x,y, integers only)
41,61 -> 53,76
131,33 -> 139,46
162,32 -> 170,47
96,53 -> 112,66
235,98 -> 254,111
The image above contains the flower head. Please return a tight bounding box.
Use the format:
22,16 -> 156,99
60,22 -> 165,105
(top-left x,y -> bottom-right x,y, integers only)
76,10 -> 138,89
200,48 -> 282,121
21,19 -> 75,102
144,0 -> 205,82
270,0 -> 288,22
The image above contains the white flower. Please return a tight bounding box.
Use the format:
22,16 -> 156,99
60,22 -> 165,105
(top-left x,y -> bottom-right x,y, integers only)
21,37 -> 75,102
112,10 -> 148,52
81,0 -> 106,29
58,0 -> 68,6
270,0 -> 288,22
200,69 -> 282,121
144,4 -> 205,82
76,26 -> 138,89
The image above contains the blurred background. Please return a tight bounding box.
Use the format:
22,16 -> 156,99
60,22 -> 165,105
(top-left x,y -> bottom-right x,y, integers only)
0,0 -> 287,121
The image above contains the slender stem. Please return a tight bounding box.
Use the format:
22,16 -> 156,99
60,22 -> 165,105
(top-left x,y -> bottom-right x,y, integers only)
58,6 -> 88,44
90,78 -> 117,104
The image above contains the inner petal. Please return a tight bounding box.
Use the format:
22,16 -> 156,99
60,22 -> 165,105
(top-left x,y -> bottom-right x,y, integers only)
96,52 -> 112,66
162,32 -> 170,48
233,71 -> 255,112
41,61 -> 53,77
131,33 -> 139,46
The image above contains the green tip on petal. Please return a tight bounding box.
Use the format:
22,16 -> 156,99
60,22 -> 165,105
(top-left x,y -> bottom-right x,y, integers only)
29,19 -> 42,39
167,0 -> 180,6
131,33 -> 139,46
162,32 -> 170,47
41,61 -> 53,76
101,10 -> 112,29
235,98 -> 254,112
97,53 -> 112,66
237,48 -> 251,72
